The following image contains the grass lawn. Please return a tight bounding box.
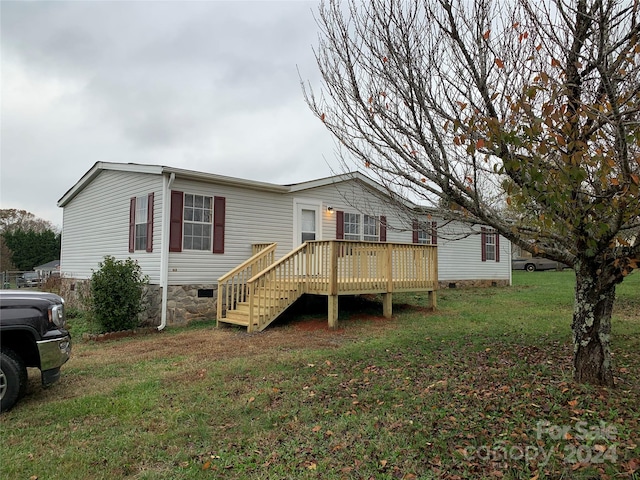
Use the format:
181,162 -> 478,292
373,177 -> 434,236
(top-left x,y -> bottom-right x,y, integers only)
1,271 -> 638,479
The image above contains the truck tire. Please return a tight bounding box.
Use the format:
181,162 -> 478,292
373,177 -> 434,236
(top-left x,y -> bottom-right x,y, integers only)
0,349 -> 28,412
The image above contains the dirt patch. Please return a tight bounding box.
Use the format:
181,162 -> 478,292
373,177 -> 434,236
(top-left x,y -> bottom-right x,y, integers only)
56,296 -> 438,402
291,317 -> 345,332
70,298 -> 421,368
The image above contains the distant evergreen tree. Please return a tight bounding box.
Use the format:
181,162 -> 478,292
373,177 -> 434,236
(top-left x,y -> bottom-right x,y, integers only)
2,229 -> 61,271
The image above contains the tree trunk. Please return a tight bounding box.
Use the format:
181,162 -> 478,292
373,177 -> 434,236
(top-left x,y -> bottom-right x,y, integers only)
571,268 -> 616,386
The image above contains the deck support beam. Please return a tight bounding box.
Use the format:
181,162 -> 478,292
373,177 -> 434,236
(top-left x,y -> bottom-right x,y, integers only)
428,290 -> 437,310
382,292 -> 393,318
328,295 -> 339,329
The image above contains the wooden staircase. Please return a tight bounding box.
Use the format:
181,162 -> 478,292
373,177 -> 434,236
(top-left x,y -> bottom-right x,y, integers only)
217,243 -> 308,332
221,283 -> 302,331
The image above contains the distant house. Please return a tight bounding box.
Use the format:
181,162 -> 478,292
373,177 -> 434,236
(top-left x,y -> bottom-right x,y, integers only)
57,162 -> 511,328
34,259 -> 60,278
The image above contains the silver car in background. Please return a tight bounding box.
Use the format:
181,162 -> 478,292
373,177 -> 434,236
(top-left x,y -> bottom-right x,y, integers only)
511,257 -> 569,272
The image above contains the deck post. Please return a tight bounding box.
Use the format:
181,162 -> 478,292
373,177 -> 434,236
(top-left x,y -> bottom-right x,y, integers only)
428,290 -> 437,310
247,282 -> 255,333
216,283 -> 223,328
382,292 -> 393,318
328,241 -> 339,328
328,295 -> 339,328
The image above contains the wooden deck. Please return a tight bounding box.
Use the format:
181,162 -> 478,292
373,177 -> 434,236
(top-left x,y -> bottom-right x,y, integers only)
217,240 -> 437,332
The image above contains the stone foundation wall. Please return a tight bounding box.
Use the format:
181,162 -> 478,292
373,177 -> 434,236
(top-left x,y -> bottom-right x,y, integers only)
60,278 -> 92,312
438,279 -> 510,289
60,278 -> 217,327
164,284 -> 218,326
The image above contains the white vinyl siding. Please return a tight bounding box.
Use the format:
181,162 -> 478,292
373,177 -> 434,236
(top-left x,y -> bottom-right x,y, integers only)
60,170 -> 163,282
167,178 -> 293,285
295,182 -> 413,244
436,223 -> 510,281
296,180 -> 509,283
60,166 -> 511,288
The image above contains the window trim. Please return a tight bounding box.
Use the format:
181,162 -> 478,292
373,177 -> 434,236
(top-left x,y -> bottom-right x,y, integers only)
481,227 -> 500,262
134,195 -> 148,251
129,193 -> 154,253
336,211 -> 385,242
412,220 -> 437,245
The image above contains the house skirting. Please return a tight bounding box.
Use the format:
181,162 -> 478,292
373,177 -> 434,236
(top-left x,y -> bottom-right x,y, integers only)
59,277 -> 508,329
438,279 -> 509,289
163,284 -> 218,325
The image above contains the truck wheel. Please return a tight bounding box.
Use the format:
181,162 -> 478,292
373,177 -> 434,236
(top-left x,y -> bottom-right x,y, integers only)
0,349 -> 28,412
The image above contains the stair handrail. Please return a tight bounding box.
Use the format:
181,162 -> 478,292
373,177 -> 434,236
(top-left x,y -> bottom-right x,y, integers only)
246,242 -> 308,284
217,243 -> 277,322
246,242 -> 310,331
218,242 -> 277,283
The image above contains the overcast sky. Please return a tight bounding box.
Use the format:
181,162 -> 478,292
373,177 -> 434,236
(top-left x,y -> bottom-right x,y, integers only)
1,0 -> 340,229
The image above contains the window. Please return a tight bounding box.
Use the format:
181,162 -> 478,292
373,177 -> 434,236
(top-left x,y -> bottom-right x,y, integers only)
337,211 -> 385,241
129,193 -> 154,253
363,215 -> 379,241
169,191 -> 225,254
413,220 -> 437,245
344,212 -> 361,240
417,229 -> 429,244
485,232 -> 496,260
183,194 -> 212,251
481,227 -> 500,262
135,196 -> 148,251
301,209 -> 316,242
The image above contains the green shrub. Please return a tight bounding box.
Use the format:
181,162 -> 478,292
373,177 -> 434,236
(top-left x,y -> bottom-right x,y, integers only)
90,256 -> 149,332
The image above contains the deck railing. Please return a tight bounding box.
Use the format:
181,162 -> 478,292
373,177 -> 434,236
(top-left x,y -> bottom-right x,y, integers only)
222,240 -> 437,332
217,243 -> 277,323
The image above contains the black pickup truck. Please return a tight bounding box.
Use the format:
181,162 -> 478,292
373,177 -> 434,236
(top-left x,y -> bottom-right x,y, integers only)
0,290 -> 71,412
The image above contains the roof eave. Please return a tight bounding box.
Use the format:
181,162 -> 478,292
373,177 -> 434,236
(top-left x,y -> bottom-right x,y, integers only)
162,166 -> 289,193
57,162 -> 164,207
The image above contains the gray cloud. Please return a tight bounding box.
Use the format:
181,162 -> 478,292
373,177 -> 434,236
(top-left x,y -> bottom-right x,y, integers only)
0,1 -> 334,228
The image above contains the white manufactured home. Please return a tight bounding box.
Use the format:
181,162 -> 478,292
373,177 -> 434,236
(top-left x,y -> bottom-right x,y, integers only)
57,162 -> 511,329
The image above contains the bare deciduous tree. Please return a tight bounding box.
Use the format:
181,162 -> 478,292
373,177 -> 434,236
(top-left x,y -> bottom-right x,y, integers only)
303,0 -> 640,386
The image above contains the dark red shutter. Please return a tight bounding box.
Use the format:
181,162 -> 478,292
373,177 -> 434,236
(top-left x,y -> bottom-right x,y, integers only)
431,221 -> 437,245
129,197 -> 136,253
412,220 -> 419,244
146,192 -> 154,253
336,210 -> 344,239
379,216 -> 387,242
213,196 -> 225,254
481,227 -> 487,262
495,231 -> 500,262
169,190 -> 183,252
